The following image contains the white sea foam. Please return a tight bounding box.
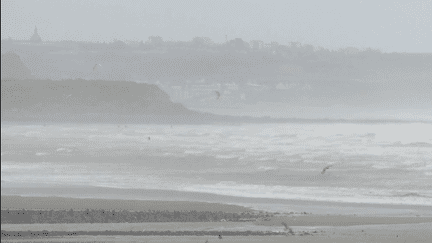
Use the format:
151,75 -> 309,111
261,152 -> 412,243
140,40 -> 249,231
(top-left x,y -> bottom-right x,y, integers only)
35,152 -> 49,156
184,150 -> 204,154
2,122 -> 432,206
216,155 -> 238,159
371,165 -> 392,169
182,182 -> 432,206
257,166 -> 277,171
56,148 -> 73,152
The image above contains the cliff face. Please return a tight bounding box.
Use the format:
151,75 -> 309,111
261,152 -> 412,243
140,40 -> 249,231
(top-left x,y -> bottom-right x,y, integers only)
1,52 -> 33,80
1,79 -> 194,118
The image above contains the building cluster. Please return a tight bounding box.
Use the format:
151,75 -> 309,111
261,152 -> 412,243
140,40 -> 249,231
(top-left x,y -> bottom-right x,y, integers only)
159,80 -> 257,103
2,26 -> 329,98
163,82 -> 224,102
2,26 -> 289,53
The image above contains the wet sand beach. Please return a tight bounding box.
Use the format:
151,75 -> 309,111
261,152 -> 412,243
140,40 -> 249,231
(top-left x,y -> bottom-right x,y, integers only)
2,223 -> 432,243
2,194 -> 432,242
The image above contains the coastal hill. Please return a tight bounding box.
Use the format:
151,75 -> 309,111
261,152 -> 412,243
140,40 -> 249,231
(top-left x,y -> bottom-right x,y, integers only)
0,52 -> 206,124
0,78 -> 413,124
1,52 -> 415,124
1,77 -> 292,124
1,52 -> 34,80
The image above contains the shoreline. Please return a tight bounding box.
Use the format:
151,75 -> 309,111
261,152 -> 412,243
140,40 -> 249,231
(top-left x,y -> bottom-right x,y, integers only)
3,119 -> 431,125
2,224 -> 432,243
2,185 -> 432,217
2,194 -> 432,242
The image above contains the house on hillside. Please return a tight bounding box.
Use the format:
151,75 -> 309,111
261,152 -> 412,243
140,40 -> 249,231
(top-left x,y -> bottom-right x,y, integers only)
190,83 -> 221,98
250,40 -> 264,50
192,37 -> 214,47
227,38 -> 248,50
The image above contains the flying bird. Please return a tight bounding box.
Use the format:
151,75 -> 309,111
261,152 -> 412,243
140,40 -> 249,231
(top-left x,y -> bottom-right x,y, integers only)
93,64 -> 102,72
215,91 -> 221,100
148,137 -> 151,141
321,165 -> 333,174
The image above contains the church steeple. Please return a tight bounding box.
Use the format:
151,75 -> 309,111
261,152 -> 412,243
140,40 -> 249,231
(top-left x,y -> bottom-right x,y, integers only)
30,26 -> 42,42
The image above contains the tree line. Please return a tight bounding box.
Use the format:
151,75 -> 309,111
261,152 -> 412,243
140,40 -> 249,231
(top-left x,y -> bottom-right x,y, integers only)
1,209 -> 266,224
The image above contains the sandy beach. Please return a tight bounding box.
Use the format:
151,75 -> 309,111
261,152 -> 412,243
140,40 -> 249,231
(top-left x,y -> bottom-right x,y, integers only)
2,194 -> 432,242
2,223 -> 432,243
1,195 -> 251,213
3,185 -> 432,217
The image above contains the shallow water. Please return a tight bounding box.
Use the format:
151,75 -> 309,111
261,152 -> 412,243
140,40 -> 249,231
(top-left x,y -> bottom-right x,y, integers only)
2,122 -> 432,206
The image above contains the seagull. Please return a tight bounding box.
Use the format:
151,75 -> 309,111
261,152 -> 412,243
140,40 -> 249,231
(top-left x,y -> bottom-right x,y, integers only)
93,64 -> 102,72
321,165 -> 333,174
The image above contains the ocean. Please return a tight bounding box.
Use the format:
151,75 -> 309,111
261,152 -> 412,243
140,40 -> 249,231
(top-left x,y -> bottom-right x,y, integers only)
2,122 -> 432,208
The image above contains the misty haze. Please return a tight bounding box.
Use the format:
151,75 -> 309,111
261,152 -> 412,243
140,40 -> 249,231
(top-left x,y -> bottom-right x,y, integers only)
1,0 -> 432,242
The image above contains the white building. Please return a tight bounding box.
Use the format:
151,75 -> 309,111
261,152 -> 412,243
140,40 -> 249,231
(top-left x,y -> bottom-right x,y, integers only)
250,40 -> 264,50
190,83 -> 220,97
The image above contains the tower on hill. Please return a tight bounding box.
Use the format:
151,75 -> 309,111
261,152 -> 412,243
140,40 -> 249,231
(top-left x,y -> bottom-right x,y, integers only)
30,26 -> 42,43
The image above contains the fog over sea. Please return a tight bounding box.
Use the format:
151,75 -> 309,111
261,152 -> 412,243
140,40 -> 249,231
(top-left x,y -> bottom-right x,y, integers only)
2,122 -> 432,209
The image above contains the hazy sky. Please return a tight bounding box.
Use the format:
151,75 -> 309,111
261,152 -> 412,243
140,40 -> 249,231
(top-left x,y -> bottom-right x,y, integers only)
2,0 -> 431,52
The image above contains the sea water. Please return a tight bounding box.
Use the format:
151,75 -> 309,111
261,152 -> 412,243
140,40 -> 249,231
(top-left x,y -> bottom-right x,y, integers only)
1,122 -> 431,206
